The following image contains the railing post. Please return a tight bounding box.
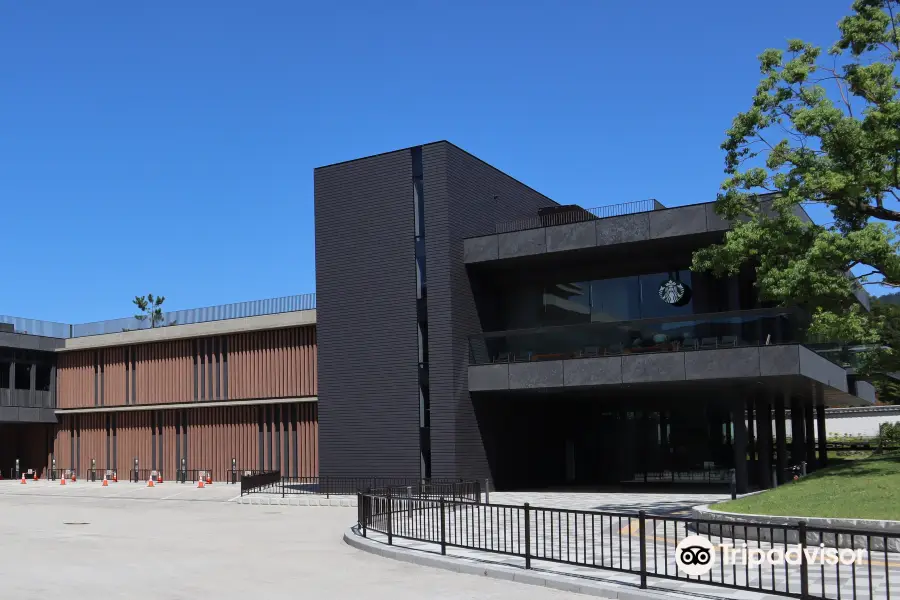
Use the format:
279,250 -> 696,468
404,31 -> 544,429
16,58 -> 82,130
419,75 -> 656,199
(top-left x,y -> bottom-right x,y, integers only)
474,479 -> 481,504
281,476 -> 285,498
524,503 -> 531,570
386,488 -> 393,546
798,521 -> 809,600
439,497 -> 447,555
406,486 -> 412,520
638,511 -> 647,589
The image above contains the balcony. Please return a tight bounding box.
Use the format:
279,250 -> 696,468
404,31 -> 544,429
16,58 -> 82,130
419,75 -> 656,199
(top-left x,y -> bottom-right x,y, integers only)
468,308 -> 806,365
466,308 -> 863,399
0,389 -> 53,409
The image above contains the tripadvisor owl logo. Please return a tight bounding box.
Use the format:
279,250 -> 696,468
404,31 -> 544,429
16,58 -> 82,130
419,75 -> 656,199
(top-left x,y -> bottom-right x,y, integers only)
675,536 -> 715,576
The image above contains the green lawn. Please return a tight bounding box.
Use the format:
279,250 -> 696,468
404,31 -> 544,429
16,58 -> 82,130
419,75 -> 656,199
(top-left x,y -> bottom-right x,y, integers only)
713,452 -> 900,521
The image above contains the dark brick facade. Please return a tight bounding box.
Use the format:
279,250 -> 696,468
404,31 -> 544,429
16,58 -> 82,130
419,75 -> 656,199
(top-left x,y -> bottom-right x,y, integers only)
422,142 -> 556,480
314,149 -> 421,477
315,141 -> 555,479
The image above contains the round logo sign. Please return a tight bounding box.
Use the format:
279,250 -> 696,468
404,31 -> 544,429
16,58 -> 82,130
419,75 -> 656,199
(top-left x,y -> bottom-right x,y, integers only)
675,535 -> 715,576
658,279 -> 692,306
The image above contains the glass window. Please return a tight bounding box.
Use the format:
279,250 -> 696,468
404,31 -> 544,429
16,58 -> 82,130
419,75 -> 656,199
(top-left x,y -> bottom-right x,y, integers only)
35,364 -> 52,392
591,276 -> 641,322
15,363 -> 31,390
543,282 -> 591,326
639,270 -> 693,319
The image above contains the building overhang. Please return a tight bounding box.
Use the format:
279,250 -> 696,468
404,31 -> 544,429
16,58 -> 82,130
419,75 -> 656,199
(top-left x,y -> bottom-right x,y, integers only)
463,202 -> 731,264
468,344 -> 870,407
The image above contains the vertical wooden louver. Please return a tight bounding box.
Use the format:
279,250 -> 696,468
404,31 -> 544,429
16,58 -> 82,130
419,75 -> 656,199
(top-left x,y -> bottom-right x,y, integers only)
57,326 -> 316,409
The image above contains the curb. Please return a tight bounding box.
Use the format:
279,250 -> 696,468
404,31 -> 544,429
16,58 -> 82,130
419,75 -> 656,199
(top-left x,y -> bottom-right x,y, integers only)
342,528 -> 738,600
234,495 -> 357,507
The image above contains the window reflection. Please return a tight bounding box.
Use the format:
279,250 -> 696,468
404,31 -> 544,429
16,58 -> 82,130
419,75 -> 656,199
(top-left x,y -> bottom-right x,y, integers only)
543,282 -> 590,326
591,277 -> 641,322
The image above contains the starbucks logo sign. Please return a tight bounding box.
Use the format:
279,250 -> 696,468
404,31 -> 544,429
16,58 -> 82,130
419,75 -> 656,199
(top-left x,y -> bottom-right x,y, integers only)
659,279 -> 690,306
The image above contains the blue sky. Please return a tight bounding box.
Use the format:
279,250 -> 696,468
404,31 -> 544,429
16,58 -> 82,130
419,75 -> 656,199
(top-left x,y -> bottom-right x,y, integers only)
0,1 -> 865,323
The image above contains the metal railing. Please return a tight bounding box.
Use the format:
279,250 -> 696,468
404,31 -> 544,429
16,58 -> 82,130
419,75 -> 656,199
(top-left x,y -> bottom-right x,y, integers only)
358,491 -> 898,599
0,292 -> 316,339
493,199 -> 662,234
240,476 -> 481,500
241,470 -> 281,495
469,307 -> 806,365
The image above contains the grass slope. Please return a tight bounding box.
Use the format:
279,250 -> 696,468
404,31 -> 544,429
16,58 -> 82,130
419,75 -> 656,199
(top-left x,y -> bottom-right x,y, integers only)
714,452 -> 900,521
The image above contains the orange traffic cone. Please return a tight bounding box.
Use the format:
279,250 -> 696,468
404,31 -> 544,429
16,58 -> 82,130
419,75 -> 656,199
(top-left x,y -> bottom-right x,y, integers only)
60,477 -> 66,486
102,478 -> 108,487
71,474 -> 76,482
20,475 -> 26,484
158,474 -> 164,484
112,473 -> 117,483
147,478 -> 154,488
206,475 -> 212,485
33,472 -> 38,481
197,478 -> 205,489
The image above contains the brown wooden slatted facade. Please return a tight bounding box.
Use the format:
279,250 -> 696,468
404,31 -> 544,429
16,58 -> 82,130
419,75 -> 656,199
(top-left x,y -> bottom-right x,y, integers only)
56,326 -> 316,408
47,325 -> 318,481
51,402 -> 317,482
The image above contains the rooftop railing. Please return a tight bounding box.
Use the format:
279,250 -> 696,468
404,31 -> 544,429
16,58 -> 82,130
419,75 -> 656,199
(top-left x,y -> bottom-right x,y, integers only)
493,199 -> 664,234
0,292 -> 316,339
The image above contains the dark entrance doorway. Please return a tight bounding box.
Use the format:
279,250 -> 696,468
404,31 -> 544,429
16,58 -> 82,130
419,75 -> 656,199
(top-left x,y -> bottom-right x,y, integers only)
0,423 -> 52,478
473,387 -> 738,491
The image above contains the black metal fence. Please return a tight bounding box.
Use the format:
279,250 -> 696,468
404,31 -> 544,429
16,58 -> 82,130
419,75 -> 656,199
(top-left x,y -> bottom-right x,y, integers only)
240,470 -> 281,495
358,492 -> 897,600
240,476 -> 482,500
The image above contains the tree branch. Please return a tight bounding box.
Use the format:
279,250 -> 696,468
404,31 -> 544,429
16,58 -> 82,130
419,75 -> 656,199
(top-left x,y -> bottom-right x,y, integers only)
857,202 -> 900,222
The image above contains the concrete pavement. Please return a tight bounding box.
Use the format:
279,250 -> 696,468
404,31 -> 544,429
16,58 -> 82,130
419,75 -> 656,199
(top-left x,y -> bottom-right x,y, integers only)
0,480 -> 581,599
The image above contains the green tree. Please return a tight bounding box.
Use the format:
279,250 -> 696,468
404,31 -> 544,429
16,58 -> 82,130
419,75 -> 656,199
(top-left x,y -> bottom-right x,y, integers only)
694,0 -> 900,363
133,294 -> 167,328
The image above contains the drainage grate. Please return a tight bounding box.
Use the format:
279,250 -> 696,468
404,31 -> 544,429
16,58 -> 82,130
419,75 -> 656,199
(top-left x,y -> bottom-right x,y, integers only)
63,522 -> 90,526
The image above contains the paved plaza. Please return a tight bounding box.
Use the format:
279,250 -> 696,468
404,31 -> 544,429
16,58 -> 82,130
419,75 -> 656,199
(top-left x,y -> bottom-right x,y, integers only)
0,480 -> 575,600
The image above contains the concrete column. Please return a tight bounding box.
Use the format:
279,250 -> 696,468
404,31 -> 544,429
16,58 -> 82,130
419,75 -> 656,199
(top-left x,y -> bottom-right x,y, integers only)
816,392 -> 828,468
731,400 -> 749,494
804,400 -> 816,471
790,396 -> 806,467
774,394 -> 787,485
755,395 -> 773,489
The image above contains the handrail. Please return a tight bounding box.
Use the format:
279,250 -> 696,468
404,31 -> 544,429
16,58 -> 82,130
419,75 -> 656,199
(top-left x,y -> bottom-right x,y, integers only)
0,292 -> 316,339
473,306 -> 802,340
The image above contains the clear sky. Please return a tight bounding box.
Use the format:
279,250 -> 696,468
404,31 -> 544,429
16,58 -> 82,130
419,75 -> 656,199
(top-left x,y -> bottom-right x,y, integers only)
0,1 -> 863,323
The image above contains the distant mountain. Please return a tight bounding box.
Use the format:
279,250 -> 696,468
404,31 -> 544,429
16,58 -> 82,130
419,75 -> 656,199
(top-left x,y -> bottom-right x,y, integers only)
875,292 -> 900,306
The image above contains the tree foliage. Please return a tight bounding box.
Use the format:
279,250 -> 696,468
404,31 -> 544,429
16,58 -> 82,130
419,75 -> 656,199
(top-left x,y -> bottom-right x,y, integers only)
694,0 -> 900,352
133,293 -> 166,328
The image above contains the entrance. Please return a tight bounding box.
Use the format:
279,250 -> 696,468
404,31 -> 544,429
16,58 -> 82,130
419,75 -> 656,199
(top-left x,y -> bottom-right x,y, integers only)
0,423 -> 52,479
473,391 -> 735,491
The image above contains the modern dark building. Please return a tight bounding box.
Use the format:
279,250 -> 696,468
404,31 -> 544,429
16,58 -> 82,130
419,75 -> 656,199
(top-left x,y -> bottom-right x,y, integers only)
314,140 -> 875,493
1,141 -> 876,492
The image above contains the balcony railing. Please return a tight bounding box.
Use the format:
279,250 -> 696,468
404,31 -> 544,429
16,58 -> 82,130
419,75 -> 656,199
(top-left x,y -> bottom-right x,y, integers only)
0,389 -> 53,409
0,292 -> 316,339
493,199 -> 663,234
468,308 -> 808,365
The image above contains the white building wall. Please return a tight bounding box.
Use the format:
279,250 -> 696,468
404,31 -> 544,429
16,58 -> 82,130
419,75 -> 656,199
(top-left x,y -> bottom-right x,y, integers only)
770,406 -> 900,440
